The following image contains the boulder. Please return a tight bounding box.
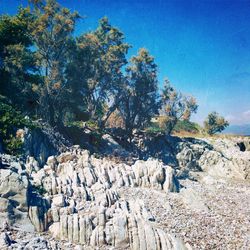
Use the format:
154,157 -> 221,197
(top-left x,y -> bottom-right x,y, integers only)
132,158 -> 179,192
23,123 -> 71,166
0,166 -> 34,231
26,156 -> 40,174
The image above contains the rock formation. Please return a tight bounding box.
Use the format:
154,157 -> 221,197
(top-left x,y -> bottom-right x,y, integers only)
31,149 -> 183,249
0,134 -> 249,249
0,147 -> 185,249
0,154 -> 35,232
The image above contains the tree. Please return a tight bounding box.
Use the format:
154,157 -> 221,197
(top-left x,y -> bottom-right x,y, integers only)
0,8 -> 39,115
66,17 -> 130,126
118,48 -> 160,134
160,78 -> 198,134
29,0 -> 80,125
204,112 -> 229,135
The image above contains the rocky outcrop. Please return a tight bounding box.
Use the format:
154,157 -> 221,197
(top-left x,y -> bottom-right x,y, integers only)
1,133 -> 249,249
0,155 -> 34,232
1,147 -> 183,249
0,155 -> 51,233
137,135 -> 250,181
174,138 -> 250,181
33,150 -> 179,197
23,122 -> 71,166
197,138 -> 250,181
49,199 -> 186,249
27,149 -> 183,249
130,133 -> 250,181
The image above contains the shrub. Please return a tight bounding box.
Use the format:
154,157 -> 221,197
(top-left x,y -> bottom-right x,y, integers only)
156,115 -> 176,135
0,97 -> 34,154
145,121 -> 166,135
173,120 -> 200,134
106,109 -> 125,129
32,184 -> 47,196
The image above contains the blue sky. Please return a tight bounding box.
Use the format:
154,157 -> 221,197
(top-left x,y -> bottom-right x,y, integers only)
1,0 -> 250,125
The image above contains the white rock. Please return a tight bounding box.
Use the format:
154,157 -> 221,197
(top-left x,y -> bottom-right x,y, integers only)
52,194 -> 65,207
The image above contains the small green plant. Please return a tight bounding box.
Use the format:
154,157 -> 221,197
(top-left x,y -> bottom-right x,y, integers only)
65,120 -> 84,128
145,123 -> 165,135
4,136 -> 24,155
86,120 -> 100,130
32,184 -> 47,196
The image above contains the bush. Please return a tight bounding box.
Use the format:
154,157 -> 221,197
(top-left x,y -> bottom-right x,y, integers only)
147,117 -> 201,136
0,97 -> 34,154
145,121 -> 166,135
32,184 -> 47,196
145,126 -> 164,135
173,120 -> 200,134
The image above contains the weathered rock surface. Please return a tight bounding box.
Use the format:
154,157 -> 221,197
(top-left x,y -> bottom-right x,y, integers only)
30,149 -> 182,249
0,135 -> 249,249
0,155 -> 34,232
23,122 -> 71,166
0,232 -> 12,248
198,138 -> 250,180
130,133 -> 250,182
173,137 -> 250,181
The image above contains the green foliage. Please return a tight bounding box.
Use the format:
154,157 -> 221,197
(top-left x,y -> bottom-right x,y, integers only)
65,120 -> 84,128
66,17 -> 130,125
0,98 -> 34,154
86,120 -> 100,130
4,136 -> 24,155
0,7 -> 33,51
29,0 -> 80,125
173,120 -> 200,133
118,48 -> 160,133
145,124 -> 165,135
204,112 -> 229,135
32,184 -> 47,196
0,8 -> 39,115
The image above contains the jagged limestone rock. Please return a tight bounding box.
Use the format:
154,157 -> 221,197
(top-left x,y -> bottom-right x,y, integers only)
198,138 -> 250,181
30,149 -> 183,249
0,161 -> 35,232
48,199 -> 187,250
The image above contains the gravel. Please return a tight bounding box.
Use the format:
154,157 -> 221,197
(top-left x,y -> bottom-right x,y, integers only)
119,175 -> 250,250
